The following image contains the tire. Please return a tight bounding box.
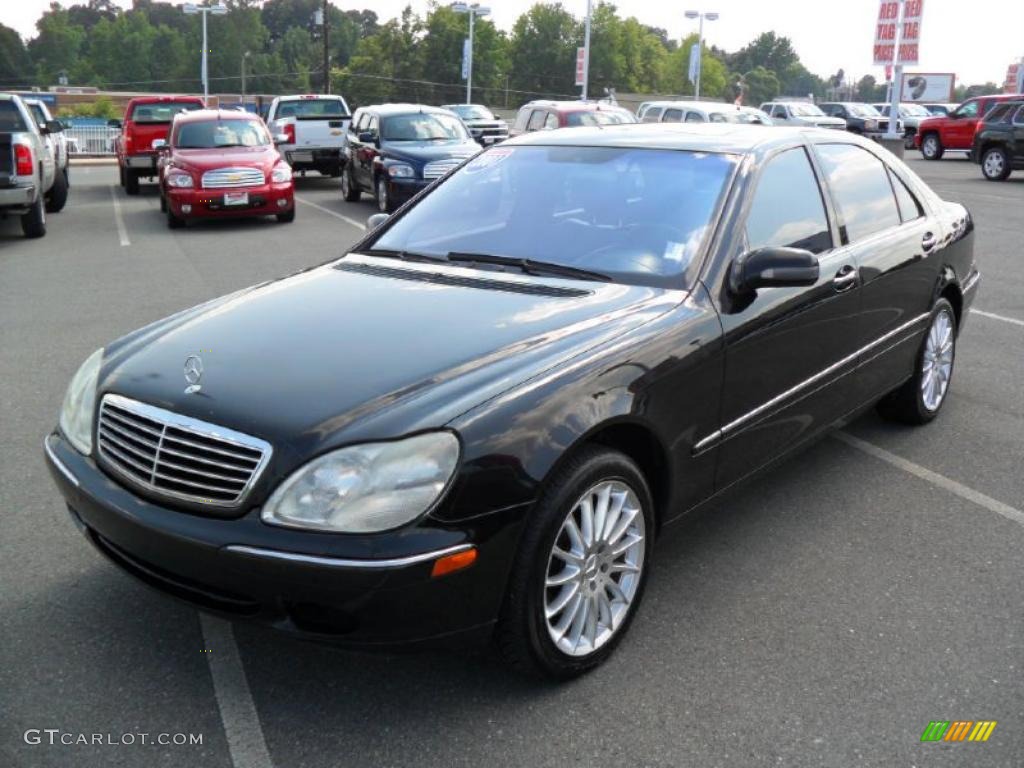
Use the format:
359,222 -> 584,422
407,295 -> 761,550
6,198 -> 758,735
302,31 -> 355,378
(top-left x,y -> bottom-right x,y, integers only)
167,206 -> 184,229
495,445 -> 655,680
921,133 -> 944,161
119,165 -> 126,188
45,167 -> 69,213
276,208 -> 295,223
877,298 -> 957,425
904,130 -> 916,150
159,190 -> 167,213
125,168 -> 140,195
341,166 -> 361,202
376,175 -> 393,213
981,147 -> 1011,181
20,195 -> 46,238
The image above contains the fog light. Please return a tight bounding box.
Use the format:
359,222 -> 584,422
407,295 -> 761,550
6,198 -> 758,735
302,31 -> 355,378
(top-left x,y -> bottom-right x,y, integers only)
181,204 -> 192,214
431,547 -> 477,578
277,198 -> 287,208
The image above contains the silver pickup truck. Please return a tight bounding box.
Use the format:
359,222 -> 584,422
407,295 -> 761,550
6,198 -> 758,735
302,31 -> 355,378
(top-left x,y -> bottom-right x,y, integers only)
24,97 -> 70,211
0,93 -> 59,238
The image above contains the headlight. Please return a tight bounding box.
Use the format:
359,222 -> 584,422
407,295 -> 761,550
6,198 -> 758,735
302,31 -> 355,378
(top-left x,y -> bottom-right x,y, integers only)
59,347 -> 103,455
387,163 -> 415,178
262,432 -> 460,533
270,163 -> 292,183
865,119 -> 877,131
166,172 -> 194,188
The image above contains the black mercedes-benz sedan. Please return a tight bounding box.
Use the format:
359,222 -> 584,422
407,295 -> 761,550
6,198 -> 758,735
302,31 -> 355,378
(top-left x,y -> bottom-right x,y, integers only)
45,124 -> 978,679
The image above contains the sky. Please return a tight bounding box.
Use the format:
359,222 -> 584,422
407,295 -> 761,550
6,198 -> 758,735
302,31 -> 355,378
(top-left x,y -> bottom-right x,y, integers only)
7,0 -> 1024,87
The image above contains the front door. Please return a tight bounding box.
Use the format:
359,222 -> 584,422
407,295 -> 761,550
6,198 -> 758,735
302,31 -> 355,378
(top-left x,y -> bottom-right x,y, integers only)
706,144 -> 864,490
1013,105 -> 1024,164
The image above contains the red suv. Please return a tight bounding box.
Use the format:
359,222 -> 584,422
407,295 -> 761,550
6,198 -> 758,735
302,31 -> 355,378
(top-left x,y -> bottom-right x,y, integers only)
509,101 -> 636,137
915,93 -> 1024,160
115,96 -> 204,194
156,109 -> 294,228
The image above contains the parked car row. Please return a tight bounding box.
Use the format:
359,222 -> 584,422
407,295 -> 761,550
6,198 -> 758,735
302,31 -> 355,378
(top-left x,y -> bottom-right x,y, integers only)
0,93 -> 70,238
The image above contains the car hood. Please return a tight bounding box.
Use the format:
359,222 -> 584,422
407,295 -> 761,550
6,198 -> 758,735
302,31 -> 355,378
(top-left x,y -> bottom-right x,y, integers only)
809,116 -> 847,127
99,255 -> 675,458
381,141 -> 480,164
170,146 -> 280,173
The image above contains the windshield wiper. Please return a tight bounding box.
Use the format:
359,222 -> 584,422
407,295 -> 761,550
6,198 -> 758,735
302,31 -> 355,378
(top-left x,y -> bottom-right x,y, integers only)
362,248 -> 450,265
446,252 -> 611,282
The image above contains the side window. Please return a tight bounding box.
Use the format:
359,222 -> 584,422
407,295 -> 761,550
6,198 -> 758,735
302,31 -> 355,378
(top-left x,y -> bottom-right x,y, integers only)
772,105 -> 787,119
889,169 -> 923,223
684,111 -> 705,123
815,144 -> 901,243
955,100 -> 979,119
642,107 -> 663,123
745,147 -> 832,255
709,112 -> 729,123
662,108 -> 682,123
513,106 -> 531,133
1014,106 -> 1024,125
985,104 -> 1013,123
526,109 -> 547,132
543,112 -> 559,130
367,116 -> 379,137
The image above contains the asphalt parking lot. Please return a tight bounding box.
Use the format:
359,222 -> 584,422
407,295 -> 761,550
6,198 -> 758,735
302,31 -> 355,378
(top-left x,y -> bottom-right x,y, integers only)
1,155 -> 1021,768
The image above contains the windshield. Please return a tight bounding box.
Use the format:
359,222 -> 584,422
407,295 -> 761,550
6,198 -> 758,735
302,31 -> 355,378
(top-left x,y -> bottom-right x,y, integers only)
130,101 -> 202,123
27,104 -> 47,127
382,113 -> 469,141
847,104 -> 881,117
174,119 -> 270,149
275,98 -> 348,119
901,104 -> 931,116
565,109 -> 637,127
370,146 -> 737,288
448,105 -> 494,120
0,100 -> 28,132
791,103 -> 826,117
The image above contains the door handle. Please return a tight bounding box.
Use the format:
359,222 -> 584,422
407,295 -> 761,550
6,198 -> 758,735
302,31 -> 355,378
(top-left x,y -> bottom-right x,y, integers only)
833,265 -> 858,292
921,232 -> 938,253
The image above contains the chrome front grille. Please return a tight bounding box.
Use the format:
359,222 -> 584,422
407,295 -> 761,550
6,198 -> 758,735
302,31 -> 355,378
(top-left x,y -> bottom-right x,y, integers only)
97,394 -> 271,508
423,158 -> 466,180
201,167 -> 265,189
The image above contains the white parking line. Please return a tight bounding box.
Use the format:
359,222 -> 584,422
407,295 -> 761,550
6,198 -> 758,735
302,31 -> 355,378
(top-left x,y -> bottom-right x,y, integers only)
972,308 -> 1024,328
200,614 -> 274,768
834,432 -> 1024,528
294,195 -> 367,231
110,186 -> 130,246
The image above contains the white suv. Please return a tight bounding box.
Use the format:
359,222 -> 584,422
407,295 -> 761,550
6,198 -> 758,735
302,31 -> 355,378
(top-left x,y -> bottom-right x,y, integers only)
760,101 -> 846,130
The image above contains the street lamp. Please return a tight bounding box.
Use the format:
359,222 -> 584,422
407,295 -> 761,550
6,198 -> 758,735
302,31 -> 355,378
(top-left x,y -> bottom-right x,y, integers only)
581,0 -> 592,101
451,3 -> 491,104
183,3 -> 228,104
684,10 -> 719,100
241,51 -> 252,105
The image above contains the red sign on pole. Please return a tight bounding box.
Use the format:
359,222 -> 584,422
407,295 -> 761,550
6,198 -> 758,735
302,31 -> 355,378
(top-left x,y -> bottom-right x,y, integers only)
1006,63 -> 1022,94
575,47 -> 586,87
898,0 -> 924,65
873,0 -> 900,65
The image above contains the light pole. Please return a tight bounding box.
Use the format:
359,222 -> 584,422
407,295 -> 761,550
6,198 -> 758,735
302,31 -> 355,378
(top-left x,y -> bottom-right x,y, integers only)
241,51 -> 251,106
581,0 -> 592,101
684,9 -> 718,100
451,3 -> 491,104
183,3 -> 228,104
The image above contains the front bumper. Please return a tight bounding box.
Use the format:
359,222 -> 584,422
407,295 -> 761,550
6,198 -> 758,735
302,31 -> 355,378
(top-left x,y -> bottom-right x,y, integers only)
387,177 -> 431,206
167,182 -> 294,220
43,432 -> 526,647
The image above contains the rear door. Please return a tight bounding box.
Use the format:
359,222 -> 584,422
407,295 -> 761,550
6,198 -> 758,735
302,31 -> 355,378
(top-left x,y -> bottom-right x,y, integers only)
706,144 -> 863,489
354,115 -> 379,186
1013,105 -> 1024,163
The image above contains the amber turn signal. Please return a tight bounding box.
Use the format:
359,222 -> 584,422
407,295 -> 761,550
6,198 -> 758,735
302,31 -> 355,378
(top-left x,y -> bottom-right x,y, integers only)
431,547 -> 477,578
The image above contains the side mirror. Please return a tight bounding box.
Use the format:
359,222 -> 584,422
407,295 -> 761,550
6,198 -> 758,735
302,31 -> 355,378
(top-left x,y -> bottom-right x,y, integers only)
272,133 -> 289,144
358,131 -> 377,144
108,118 -> 122,128
43,119 -> 64,134
151,138 -> 167,151
729,247 -> 820,294
367,213 -> 390,231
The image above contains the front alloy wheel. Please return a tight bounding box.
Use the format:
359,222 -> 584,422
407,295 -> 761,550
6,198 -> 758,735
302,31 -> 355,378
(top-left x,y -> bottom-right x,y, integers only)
543,481 -> 646,657
376,176 -> 390,213
981,147 -> 1011,181
921,134 -> 943,160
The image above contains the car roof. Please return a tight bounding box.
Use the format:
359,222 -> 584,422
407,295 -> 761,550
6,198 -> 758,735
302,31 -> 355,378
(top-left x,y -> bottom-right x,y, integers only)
128,95 -> 204,105
277,94 -> 343,100
172,108 -> 260,124
504,122 -> 863,155
523,100 -> 625,113
356,103 -> 453,117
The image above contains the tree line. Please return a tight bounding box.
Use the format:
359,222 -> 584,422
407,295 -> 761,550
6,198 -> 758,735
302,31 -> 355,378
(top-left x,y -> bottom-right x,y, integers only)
0,0 -> 1001,113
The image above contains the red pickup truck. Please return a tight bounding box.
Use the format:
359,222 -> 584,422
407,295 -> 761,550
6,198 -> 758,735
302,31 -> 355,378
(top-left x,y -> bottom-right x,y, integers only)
115,96 -> 204,194
916,93 -> 1024,160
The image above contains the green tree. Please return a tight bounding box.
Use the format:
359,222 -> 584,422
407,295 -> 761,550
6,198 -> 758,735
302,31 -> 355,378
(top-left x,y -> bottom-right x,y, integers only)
740,65 -> 780,106
508,3 -> 580,99
0,23 -> 33,85
29,4 -> 86,85
662,34 -> 728,98
338,7 -> 423,106
418,5 -> 508,104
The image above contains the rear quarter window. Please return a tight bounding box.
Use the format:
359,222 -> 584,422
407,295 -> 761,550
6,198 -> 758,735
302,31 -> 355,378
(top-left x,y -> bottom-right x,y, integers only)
815,143 -> 901,243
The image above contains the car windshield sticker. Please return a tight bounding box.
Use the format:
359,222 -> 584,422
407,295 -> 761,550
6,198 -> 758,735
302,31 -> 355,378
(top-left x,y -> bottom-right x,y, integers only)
465,147 -> 513,173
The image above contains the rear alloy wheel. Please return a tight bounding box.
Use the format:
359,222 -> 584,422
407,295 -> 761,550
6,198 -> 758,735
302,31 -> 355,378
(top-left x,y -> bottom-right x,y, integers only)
877,298 -> 956,424
21,195 -> 46,238
376,176 -> 392,213
981,147 -> 1011,181
45,167 -> 69,213
921,133 -> 944,160
496,446 -> 654,679
341,166 -> 360,202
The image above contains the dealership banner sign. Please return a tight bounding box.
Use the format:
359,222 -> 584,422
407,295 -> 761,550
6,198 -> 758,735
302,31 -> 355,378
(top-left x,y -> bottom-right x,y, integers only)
874,0 -> 925,66
902,72 -> 955,102
899,0 -> 924,65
